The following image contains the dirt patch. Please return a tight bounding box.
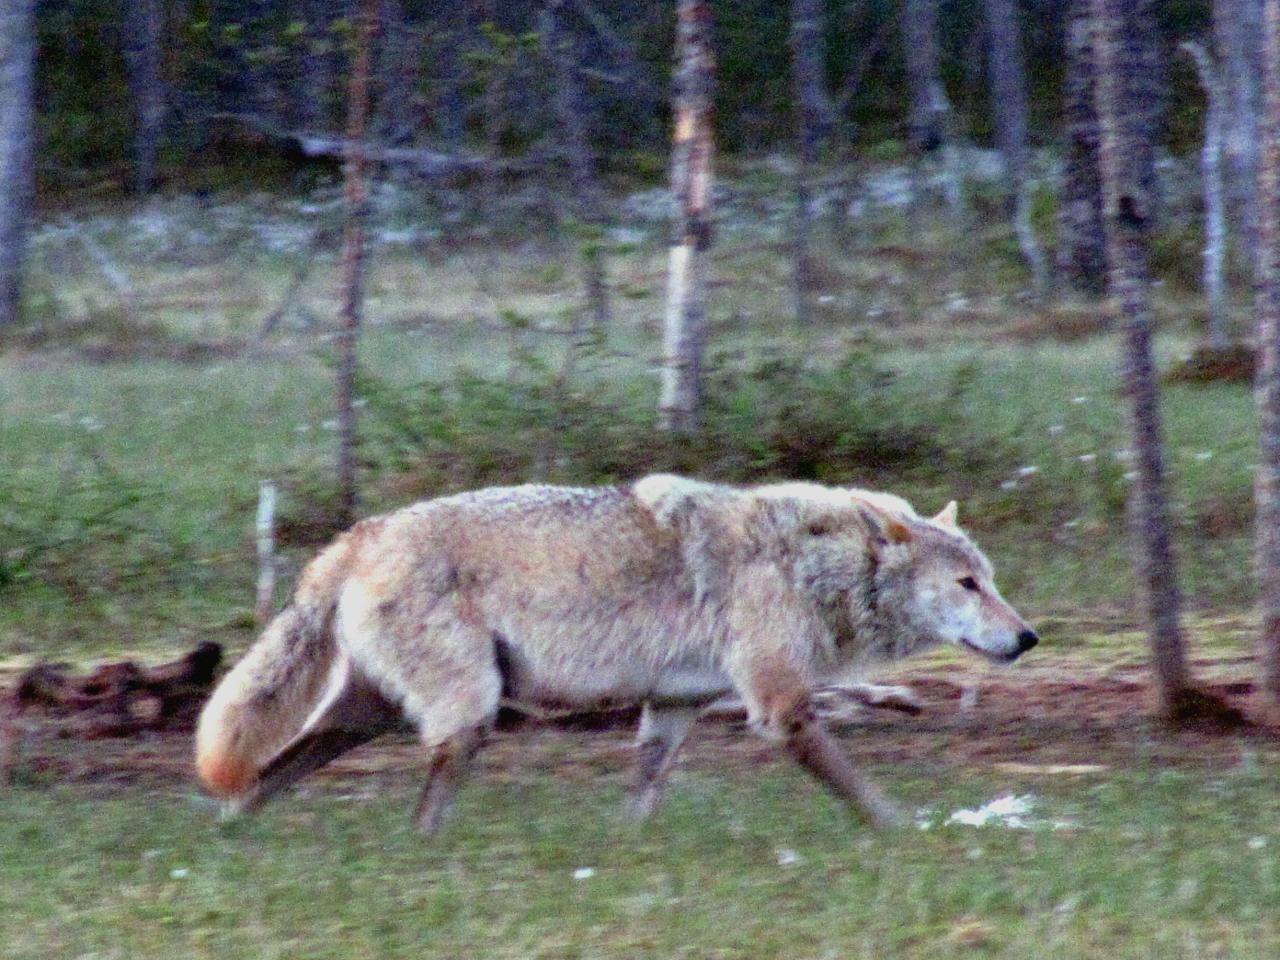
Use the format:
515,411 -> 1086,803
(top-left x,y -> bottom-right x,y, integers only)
1001,305 -> 1112,344
75,338 -> 253,365
8,662 -> 1280,798
1165,343 -> 1258,385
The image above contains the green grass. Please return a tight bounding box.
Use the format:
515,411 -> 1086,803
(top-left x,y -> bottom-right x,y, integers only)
4,765 -> 1280,959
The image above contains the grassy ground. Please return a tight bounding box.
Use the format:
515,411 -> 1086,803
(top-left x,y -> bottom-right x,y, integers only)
4,763 -> 1280,960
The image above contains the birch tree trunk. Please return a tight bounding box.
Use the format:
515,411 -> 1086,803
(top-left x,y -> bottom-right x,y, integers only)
1092,0 -> 1194,721
659,0 -> 715,435
1215,0 -> 1264,258
982,0 -> 1049,296
1254,0 -> 1280,721
543,0 -> 611,330
254,481 -> 278,628
0,0 -> 35,329
1182,40 -> 1232,349
790,0 -> 832,324
902,0 -> 944,156
901,0 -> 963,222
123,0 -> 165,194
335,0 -> 378,525
1057,0 -> 1108,296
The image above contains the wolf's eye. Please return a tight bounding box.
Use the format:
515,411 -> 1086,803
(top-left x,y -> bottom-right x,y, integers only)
958,576 -> 980,592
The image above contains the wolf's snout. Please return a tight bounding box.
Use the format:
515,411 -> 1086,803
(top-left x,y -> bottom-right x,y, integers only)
1015,630 -> 1039,655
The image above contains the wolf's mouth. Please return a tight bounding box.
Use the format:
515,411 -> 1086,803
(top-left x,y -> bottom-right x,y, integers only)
959,637 -> 1021,664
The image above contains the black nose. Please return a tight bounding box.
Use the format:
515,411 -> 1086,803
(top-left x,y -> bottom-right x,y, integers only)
1016,630 -> 1039,654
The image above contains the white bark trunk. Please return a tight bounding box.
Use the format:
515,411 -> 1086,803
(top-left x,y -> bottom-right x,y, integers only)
1182,40 -> 1232,348
254,481 -> 278,628
1253,0 -> 1280,718
0,0 -> 35,328
660,0 -> 715,435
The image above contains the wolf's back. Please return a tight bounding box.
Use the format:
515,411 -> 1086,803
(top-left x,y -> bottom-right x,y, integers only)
195,535 -> 353,798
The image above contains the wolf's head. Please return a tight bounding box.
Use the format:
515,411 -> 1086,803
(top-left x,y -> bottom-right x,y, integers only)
849,497 -> 1038,664
748,483 -> 1036,664
633,474 -> 1037,665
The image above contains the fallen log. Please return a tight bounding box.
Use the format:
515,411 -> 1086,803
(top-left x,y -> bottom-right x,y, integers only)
2,642 -> 222,782
208,112 -> 540,180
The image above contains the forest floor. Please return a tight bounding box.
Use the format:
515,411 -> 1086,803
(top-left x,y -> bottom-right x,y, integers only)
7,626 -> 1278,792
6,637 -> 1280,960
3,172 -> 1277,958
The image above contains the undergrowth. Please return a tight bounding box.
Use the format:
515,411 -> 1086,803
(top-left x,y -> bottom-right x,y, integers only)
355,346 -> 1014,498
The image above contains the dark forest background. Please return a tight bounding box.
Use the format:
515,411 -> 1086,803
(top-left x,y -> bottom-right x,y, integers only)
34,0 -> 1210,197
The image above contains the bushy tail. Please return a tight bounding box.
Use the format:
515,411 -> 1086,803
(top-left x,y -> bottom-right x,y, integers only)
195,537 -> 352,798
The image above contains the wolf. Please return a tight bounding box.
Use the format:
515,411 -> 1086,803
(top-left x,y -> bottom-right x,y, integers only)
196,474 -> 1037,830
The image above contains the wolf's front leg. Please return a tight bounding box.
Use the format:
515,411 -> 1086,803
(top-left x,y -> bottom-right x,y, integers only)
777,699 -> 904,829
626,703 -> 700,819
724,566 -> 905,828
740,662 -> 904,829
414,724 -> 487,834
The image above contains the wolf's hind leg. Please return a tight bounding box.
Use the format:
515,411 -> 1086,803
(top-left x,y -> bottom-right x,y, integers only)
626,703 -> 699,819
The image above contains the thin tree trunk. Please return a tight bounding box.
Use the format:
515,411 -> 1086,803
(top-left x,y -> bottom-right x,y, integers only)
476,0 -> 502,163
1216,0 -> 1264,259
296,0 -> 334,129
902,0 -> 943,155
982,0 -> 1049,296
377,0 -> 417,147
901,0 -> 963,223
833,5 -> 894,123
0,0 -> 35,330
435,33 -> 468,149
660,0 -> 715,435
935,85 -> 966,221
123,0 -> 165,194
543,0 -> 611,330
1058,0 -> 1108,296
254,480 -> 278,629
1254,0 -> 1280,721
1093,0 -> 1192,720
335,0 -> 378,525
1182,40 -> 1232,349
790,0 -> 832,325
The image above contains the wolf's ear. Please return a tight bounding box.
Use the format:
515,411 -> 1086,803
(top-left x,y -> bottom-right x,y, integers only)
857,505 -> 914,547
933,500 -> 959,528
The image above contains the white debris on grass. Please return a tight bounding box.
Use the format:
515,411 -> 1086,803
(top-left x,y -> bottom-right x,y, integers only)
946,794 -> 1034,829
775,848 -> 803,868
917,794 -> 1075,831
572,867 -> 595,881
